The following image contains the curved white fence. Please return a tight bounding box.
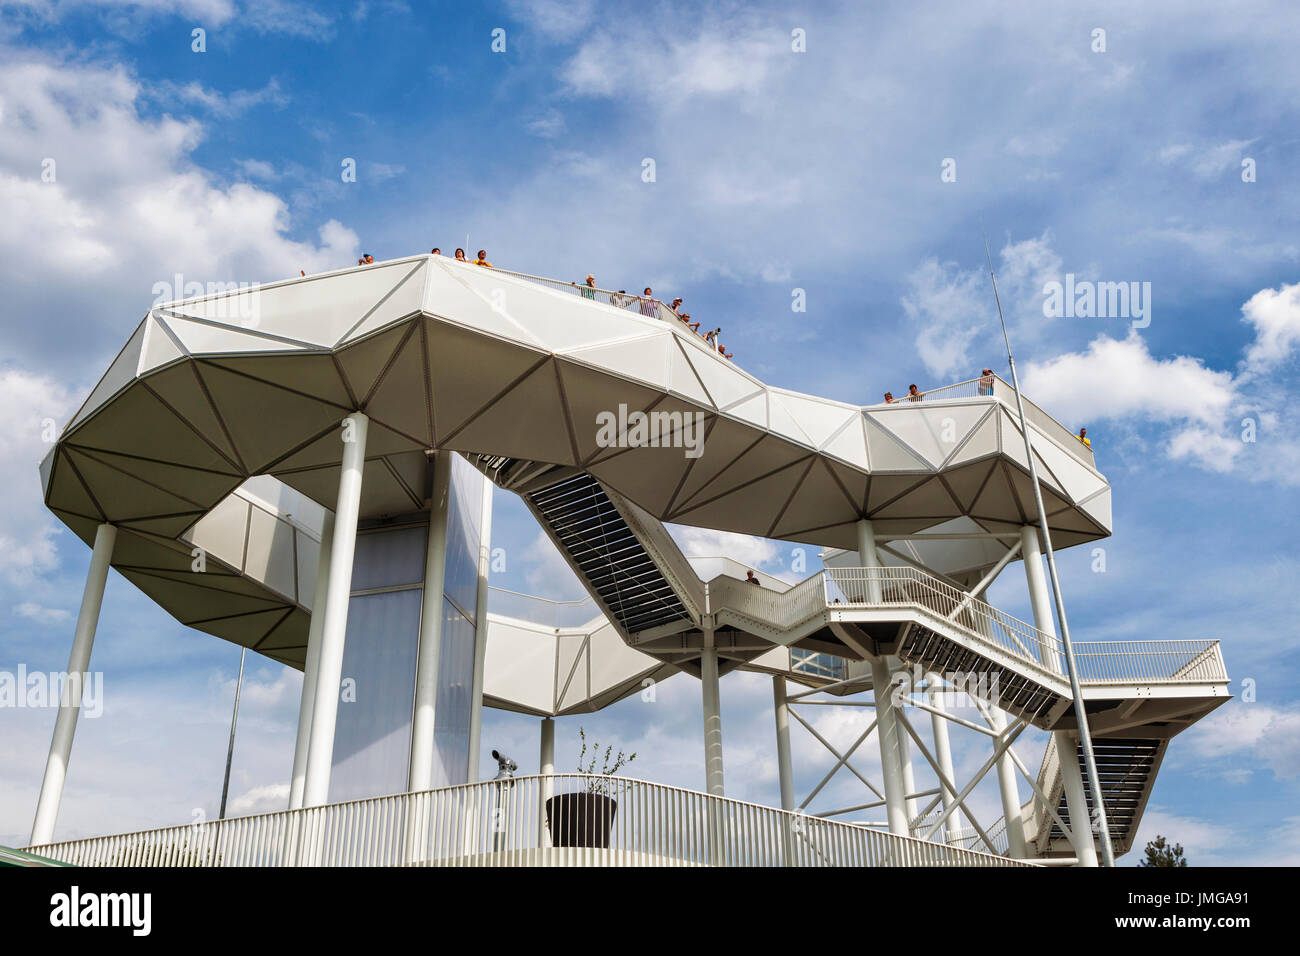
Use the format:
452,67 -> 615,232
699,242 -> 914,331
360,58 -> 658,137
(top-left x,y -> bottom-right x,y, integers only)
26,774 -> 1033,868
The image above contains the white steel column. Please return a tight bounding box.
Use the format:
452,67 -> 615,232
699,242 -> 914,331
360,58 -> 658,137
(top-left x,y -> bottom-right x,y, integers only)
302,412 -> 368,808
408,451 -> 451,794
856,517 -> 882,602
871,654 -> 909,836
539,716 -> 555,845
700,630 -> 724,796
1020,525 -> 1059,670
1055,730 -> 1100,867
899,703 -> 918,827
30,522 -> 116,846
772,676 -> 795,812
926,673 -> 963,844
289,511 -> 334,810
989,707 -> 1029,858
466,476 -> 494,779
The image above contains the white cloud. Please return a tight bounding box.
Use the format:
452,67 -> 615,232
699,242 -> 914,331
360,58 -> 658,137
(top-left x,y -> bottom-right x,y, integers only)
505,0 -> 597,40
1020,330 -> 1236,429
669,525 -> 781,569
526,108 -> 566,140
1157,138 -> 1257,180
226,782 -> 289,816
1185,702 -> 1300,780
1241,279 -> 1300,371
149,78 -> 289,119
14,601 -> 71,624
0,54 -> 359,367
901,257 -> 989,380
0,368 -> 77,585
562,19 -> 786,105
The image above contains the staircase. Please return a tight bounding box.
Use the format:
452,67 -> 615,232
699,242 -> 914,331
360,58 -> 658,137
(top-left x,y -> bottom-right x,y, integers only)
522,472 -> 703,639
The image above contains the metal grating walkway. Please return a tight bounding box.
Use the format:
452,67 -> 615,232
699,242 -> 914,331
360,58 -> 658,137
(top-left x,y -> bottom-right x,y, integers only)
527,473 -> 692,635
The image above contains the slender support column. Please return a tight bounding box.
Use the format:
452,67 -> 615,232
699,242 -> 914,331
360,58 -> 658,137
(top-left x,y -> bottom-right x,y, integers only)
990,707 -> 1029,858
1020,524 -> 1059,670
856,517 -> 882,602
302,412 -> 368,808
408,451 -> 452,794
700,631 -> 724,796
539,717 -> 555,846
30,522 -> 116,846
1055,730 -> 1100,867
772,677 -> 795,812
926,673 -> 963,844
898,704 -> 918,828
870,654 -> 909,836
466,477 -> 495,780
289,512 -> 334,810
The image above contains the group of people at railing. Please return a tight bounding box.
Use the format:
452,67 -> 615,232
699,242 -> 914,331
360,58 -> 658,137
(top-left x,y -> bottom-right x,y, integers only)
569,273 -> 736,361
878,367 -> 1093,449
333,254 -> 1096,447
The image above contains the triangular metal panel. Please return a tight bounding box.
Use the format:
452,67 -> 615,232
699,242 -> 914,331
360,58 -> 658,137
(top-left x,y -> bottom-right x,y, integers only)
67,319 -> 147,433
171,261 -> 421,348
667,338 -> 712,406
863,416 -> 930,472
562,332 -> 672,391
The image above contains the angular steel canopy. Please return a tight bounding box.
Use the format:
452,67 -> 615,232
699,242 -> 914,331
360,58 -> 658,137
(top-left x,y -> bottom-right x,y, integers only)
40,255 -> 1112,665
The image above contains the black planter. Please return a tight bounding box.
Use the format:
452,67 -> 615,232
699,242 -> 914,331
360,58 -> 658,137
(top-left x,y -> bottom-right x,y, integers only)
545,792 -> 618,849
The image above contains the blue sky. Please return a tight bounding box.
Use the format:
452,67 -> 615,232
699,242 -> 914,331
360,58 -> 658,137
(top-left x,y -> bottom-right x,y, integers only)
1,0 -> 1298,863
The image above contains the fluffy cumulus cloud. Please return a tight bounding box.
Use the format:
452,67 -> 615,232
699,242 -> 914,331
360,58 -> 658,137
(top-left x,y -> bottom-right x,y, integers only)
0,51 -> 360,583
1185,703 -> 1300,781
0,368 -> 77,584
1241,280 -> 1300,372
0,53 -> 358,371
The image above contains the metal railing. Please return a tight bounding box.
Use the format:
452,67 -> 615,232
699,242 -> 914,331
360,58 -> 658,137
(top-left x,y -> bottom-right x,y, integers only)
821,567 -> 1225,687
871,374 -> 1094,467
487,586 -> 601,629
489,266 -> 684,327
710,570 -> 829,635
1071,639 -> 1227,684
478,263 -> 1090,467
25,774 -> 1032,868
825,566 -> 1064,676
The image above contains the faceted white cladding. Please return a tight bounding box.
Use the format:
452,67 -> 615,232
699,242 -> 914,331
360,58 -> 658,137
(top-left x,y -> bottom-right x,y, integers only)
46,254 -> 1114,667
773,391 -> 860,450
167,260 -> 425,348
564,333 -> 673,391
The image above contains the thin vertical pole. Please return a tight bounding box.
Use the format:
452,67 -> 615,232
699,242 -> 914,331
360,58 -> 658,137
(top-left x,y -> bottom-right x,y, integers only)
219,647 -> 246,820
983,232 -> 1115,867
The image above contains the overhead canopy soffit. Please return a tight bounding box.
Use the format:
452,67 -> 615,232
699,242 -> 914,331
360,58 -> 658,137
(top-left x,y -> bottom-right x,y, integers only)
42,254 -> 1112,597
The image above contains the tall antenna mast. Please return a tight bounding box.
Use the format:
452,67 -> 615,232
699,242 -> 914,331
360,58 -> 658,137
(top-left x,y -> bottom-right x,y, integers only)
981,224 -> 1115,867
